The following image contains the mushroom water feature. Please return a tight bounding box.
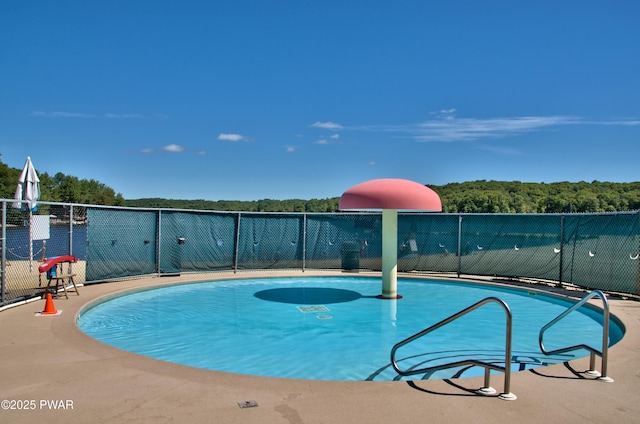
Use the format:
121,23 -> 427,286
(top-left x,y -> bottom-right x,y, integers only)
339,179 -> 442,299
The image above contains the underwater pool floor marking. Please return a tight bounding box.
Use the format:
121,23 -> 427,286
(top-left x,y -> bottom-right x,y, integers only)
297,305 -> 330,313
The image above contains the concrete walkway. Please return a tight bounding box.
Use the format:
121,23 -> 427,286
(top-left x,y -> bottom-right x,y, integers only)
1,271 -> 639,424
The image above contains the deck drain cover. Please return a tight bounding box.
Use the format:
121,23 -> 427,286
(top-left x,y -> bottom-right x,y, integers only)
238,400 -> 258,408
297,305 -> 330,313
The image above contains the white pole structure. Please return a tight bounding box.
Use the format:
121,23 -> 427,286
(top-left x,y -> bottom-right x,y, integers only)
339,178 -> 442,299
381,209 -> 399,298
28,211 -> 33,272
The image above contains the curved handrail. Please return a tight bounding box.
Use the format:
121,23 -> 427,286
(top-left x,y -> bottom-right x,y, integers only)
538,290 -> 612,381
390,296 -> 515,399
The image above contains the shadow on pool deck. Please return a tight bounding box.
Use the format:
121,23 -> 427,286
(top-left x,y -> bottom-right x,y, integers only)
1,270 -> 639,424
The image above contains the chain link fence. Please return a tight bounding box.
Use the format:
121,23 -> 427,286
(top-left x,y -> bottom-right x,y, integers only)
2,200 -> 639,307
2,201 -> 87,304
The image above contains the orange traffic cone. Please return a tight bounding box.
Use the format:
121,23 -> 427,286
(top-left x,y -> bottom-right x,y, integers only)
41,293 -> 58,315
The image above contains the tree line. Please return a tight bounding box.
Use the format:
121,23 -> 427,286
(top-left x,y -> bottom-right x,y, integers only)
0,159 -> 125,206
434,180 -> 640,213
124,197 -> 339,213
125,180 -> 640,213
2,159 -> 639,213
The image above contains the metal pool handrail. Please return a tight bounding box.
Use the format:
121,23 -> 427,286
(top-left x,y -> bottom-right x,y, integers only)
390,296 -> 517,400
538,289 -> 613,382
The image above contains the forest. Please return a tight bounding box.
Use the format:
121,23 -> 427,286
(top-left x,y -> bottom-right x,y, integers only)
2,159 -> 639,213
0,159 -> 124,206
123,180 -> 640,213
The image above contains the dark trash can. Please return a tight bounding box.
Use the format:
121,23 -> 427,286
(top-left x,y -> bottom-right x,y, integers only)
341,242 -> 360,270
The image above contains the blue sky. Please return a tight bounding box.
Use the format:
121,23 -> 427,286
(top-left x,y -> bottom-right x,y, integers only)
1,1 -> 639,201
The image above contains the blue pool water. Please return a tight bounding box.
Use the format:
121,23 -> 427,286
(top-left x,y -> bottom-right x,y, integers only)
77,277 -> 623,381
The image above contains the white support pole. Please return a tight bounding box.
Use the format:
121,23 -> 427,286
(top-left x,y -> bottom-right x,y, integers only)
28,210 -> 33,272
381,209 -> 399,298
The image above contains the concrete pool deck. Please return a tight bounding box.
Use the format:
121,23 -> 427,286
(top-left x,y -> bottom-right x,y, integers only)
1,271 -> 639,424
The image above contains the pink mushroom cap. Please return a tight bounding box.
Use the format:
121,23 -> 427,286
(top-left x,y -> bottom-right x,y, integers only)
339,178 -> 442,211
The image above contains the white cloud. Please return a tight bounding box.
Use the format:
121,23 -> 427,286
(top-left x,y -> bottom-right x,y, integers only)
310,121 -> 343,129
218,133 -> 248,142
353,115 -> 582,143
163,144 -> 185,152
350,113 -> 640,143
314,135 -> 340,145
367,161 -> 376,166
284,146 -> 297,152
141,146 -> 204,155
413,116 -> 577,142
592,118 -> 640,126
31,111 -> 146,119
430,108 -> 457,121
104,113 -> 142,119
31,111 -> 95,118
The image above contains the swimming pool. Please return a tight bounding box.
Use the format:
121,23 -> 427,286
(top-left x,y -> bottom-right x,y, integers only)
77,276 -> 623,381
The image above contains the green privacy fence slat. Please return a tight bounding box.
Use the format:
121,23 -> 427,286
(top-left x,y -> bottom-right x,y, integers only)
397,214 -> 460,273
457,214 -> 563,281
159,211 -> 236,273
236,214 -> 303,270
305,214 -> 382,270
562,213 -> 640,293
86,208 -> 157,281
3,201 -> 639,307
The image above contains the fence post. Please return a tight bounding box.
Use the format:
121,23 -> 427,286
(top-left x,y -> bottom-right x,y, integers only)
156,210 -> 162,274
69,204 -> 74,254
302,213 -> 307,272
234,213 -> 241,273
68,204 -> 74,273
558,214 -> 565,285
636,211 -> 640,296
1,201 -> 6,304
457,214 -> 463,277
